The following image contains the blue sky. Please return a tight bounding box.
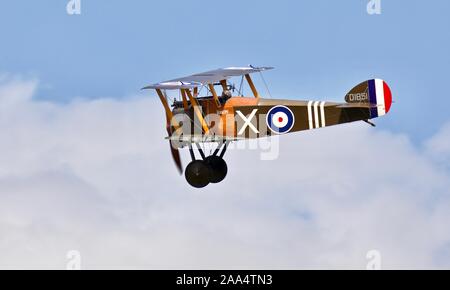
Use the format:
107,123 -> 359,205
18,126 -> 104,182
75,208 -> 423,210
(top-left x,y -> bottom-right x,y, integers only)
1,0 -> 449,142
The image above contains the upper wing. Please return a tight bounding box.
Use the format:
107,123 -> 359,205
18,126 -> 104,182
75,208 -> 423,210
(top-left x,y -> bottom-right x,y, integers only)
142,66 -> 273,90
141,81 -> 200,90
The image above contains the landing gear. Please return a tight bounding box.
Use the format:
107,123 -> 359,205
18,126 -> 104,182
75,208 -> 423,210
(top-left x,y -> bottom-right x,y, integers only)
185,160 -> 211,188
184,141 -> 229,188
205,156 -> 227,183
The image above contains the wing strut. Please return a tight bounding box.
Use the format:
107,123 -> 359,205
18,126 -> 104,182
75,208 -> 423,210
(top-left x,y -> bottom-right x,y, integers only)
183,89 -> 210,134
220,79 -> 228,92
244,74 -> 260,99
208,84 -> 221,107
180,89 -> 189,110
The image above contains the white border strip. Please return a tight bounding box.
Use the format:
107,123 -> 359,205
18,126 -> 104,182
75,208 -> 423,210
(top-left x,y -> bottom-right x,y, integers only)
307,101 -> 313,129
375,79 -> 386,116
320,101 -> 326,127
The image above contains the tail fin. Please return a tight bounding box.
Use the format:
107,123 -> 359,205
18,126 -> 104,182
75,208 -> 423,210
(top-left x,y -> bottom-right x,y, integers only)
345,79 -> 392,118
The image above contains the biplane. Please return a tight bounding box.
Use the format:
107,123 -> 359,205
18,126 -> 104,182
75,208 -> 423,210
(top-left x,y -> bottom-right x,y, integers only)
142,66 -> 392,188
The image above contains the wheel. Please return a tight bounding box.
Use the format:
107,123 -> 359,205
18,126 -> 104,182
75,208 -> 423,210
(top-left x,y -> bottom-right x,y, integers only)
205,156 -> 228,183
185,160 -> 211,188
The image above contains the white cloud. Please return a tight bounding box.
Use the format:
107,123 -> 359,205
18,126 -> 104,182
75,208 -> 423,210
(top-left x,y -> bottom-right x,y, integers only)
426,122 -> 450,167
0,76 -> 449,269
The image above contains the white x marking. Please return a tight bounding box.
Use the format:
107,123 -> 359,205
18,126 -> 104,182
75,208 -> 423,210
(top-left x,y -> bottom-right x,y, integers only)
236,109 -> 259,135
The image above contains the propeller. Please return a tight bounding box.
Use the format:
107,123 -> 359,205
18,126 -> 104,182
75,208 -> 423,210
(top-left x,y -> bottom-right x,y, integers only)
161,88 -> 182,175
167,125 -> 183,175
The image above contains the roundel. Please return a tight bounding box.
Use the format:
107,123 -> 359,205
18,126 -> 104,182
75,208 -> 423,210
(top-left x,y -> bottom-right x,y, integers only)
266,105 -> 295,134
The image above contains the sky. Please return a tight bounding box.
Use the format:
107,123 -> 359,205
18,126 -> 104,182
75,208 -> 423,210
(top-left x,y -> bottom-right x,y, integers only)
0,0 -> 450,269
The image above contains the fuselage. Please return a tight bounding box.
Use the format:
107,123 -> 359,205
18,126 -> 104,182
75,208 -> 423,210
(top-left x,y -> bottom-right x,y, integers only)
172,96 -> 371,139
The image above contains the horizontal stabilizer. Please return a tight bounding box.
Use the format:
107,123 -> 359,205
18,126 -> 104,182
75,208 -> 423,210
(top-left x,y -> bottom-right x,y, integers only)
336,103 -> 378,108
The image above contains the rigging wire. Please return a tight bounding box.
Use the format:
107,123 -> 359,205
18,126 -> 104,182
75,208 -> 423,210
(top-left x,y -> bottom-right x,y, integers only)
259,71 -> 272,99
239,75 -> 244,97
163,90 -> 175,104
197,85 -> 205,97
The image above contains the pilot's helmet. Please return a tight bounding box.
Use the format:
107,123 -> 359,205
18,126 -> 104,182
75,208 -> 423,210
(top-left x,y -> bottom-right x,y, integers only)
222,90 -> 232,99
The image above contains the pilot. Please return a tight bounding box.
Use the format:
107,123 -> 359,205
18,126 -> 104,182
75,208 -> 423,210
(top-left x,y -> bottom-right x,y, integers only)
221,89 -> 232,100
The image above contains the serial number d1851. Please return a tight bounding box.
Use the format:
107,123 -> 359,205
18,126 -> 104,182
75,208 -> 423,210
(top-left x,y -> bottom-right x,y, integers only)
220,274 -> 272,285
346,92 -> 369,102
